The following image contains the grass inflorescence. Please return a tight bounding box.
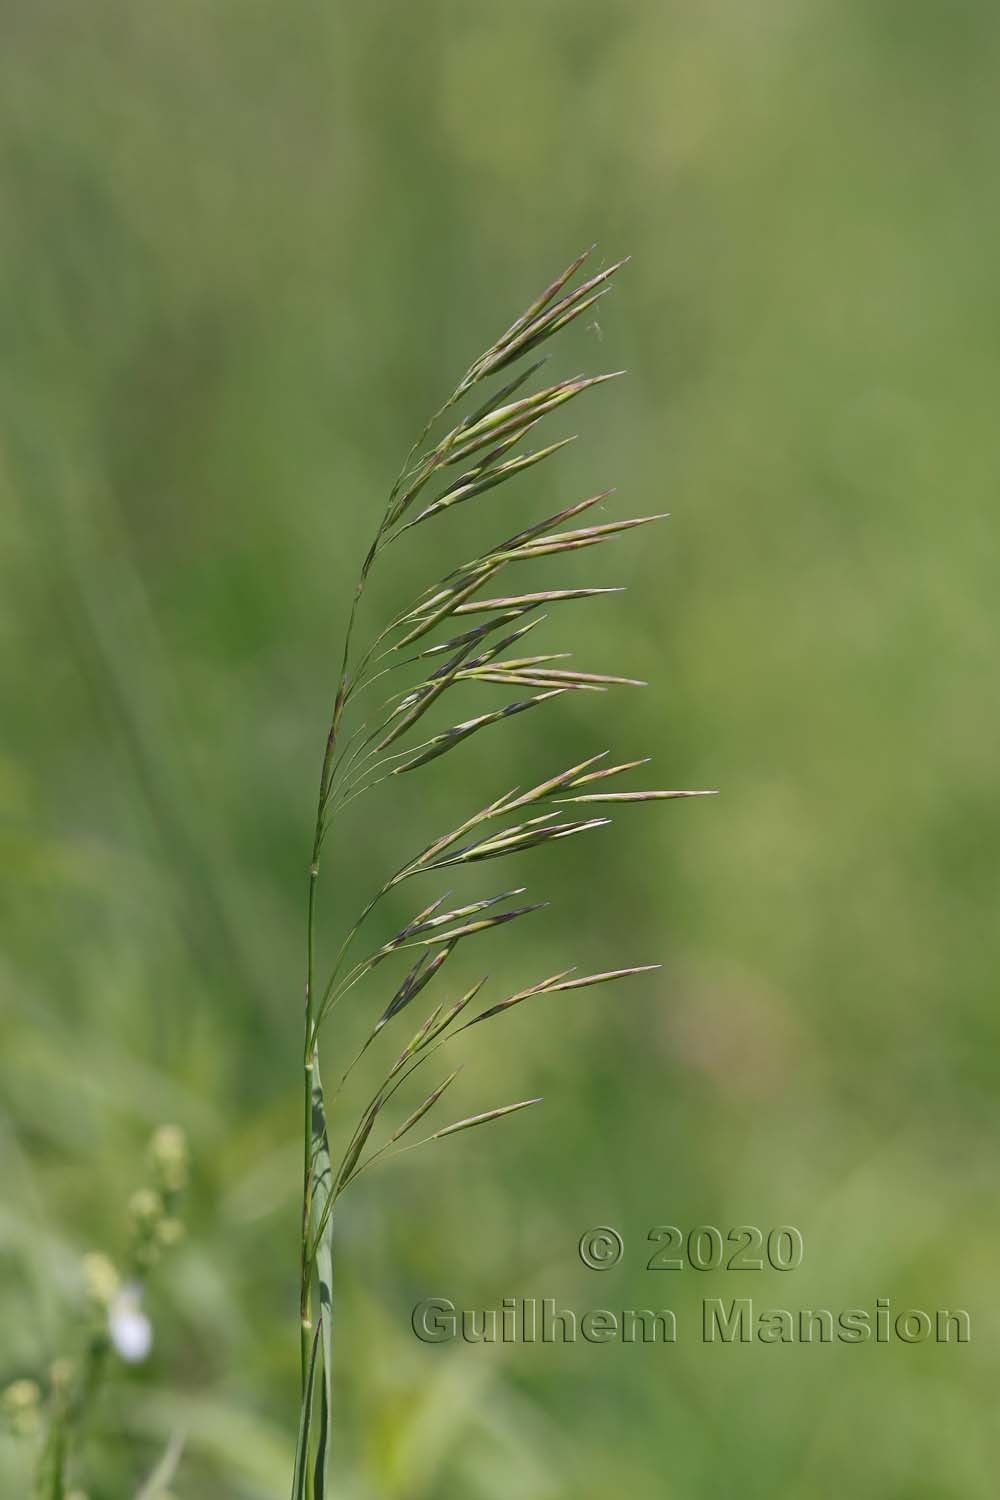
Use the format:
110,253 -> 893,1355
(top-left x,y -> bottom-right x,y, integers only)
293,250 -> 714,1497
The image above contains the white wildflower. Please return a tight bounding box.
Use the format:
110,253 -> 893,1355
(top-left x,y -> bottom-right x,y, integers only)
109,1282 -> 153,1363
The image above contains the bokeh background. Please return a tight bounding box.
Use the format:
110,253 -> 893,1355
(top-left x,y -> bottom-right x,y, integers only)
2,2 -> 998,1495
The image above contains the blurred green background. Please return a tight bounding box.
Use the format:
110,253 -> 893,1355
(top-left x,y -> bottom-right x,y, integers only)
2,1 -> 998,1495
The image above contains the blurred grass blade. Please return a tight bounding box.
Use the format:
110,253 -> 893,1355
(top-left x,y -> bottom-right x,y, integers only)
135,1433 -> 186,1500
32,1427 -> 65,1500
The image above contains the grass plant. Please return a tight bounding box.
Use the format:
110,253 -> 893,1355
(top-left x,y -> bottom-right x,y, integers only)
293,251 -> 713,1496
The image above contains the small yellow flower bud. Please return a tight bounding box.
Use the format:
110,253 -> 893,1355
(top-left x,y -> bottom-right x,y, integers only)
3,1378 -> 40,1410
156,1216 -> 186,1248
2,1378 -> 41,1436
129,1188 -> 164,1225
82,1252 -> 120,1307
48,1357 -> 75,1393
150,1124 -> 189,1192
